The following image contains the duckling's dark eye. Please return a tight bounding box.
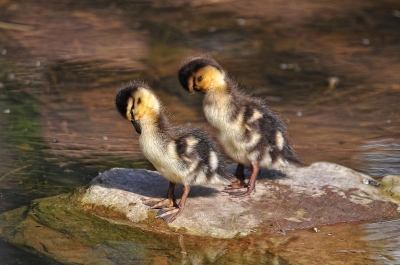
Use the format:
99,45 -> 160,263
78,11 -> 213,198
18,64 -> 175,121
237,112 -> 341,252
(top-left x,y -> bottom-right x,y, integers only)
197,75 -> 203,82
137,98 -> 141,105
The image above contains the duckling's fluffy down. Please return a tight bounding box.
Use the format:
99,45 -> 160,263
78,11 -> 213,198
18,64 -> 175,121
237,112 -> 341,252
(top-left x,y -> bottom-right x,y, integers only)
138,121 -> 235,187
178,55 -> 302,169
163,126 -> 235,187
115,82 -> 235,187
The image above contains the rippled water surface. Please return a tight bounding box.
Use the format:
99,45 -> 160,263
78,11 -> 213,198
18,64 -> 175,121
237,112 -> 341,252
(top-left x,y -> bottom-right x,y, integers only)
1,0 -> 400,264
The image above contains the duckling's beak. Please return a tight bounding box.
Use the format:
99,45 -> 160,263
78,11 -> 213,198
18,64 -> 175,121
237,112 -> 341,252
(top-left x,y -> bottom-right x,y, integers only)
193,86 -> 206,94
191,77 -> 201,93
130,119 -> 142,134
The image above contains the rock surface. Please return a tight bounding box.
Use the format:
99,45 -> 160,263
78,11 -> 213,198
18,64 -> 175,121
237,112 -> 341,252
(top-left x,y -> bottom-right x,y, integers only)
381,175 -> 400,200
80,162 -> 400,238
1,162 -> 400,265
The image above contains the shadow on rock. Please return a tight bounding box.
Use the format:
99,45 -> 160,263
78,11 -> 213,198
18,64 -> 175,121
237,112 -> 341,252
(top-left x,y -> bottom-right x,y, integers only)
92,168 -> 222,199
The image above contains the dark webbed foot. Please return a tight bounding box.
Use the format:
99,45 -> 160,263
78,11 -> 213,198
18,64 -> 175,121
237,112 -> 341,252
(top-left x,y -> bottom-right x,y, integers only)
155,207 -> 184,223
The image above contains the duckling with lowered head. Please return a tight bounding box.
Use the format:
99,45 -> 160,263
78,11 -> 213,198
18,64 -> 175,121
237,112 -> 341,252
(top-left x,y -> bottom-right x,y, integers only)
178,55 -> 302,197
115,81 -> 236,223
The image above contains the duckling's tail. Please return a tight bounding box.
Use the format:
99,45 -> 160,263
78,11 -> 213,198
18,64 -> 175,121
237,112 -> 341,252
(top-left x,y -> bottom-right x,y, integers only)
216,171 -> 239,186
283,145 -> 304,165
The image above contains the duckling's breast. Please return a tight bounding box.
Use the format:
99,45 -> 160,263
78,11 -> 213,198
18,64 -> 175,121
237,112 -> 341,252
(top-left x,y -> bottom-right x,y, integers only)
139,133 -> 187,184
205,95 -> 275,166
205,107 -> 260,165
218,129 -> 263,165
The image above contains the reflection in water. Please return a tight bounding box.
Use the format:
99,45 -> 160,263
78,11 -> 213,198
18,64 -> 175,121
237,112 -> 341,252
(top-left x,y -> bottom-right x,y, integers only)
362,219 -> 400,264
0,194 -> 288,265
0,240 -> 62,265
360,138 -> 400,177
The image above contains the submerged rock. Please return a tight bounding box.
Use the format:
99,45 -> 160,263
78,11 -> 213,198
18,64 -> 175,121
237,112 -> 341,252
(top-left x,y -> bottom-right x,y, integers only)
1,162 -> 400,264
80,162 -> 400,238
381,175 -> 400,200
0,193 -> 286,264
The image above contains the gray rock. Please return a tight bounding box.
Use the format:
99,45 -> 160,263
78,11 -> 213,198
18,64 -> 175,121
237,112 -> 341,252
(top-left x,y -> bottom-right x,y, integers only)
80,162 -> 400,238
1,162 -> 400,265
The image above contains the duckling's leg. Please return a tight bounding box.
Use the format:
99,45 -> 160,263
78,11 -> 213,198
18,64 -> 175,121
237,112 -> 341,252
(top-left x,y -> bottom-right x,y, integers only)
224,163 -> 247,191
156,185 -> 190,223
142,182 -> 178,209
227,163 -> 259,197
235,163 -> 247,186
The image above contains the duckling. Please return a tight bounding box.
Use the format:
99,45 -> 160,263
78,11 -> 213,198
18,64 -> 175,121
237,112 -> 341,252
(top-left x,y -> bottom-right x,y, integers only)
178,55 -> 302,197
115,81 -> 236,223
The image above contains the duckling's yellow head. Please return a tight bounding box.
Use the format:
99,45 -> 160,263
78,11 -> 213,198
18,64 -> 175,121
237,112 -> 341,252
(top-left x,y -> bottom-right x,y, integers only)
178,55 -> 226,93
115,81 -> 161,134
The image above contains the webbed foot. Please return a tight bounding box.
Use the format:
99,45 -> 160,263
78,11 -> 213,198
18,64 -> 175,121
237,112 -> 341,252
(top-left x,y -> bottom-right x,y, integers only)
223,182 -> 255,197
155,207 -> 183,223
141,198 -> 176,209
143,183 -> 189,224
224,179 -> 247,190
223,187 -> 248,196
226,188 -> 253,197
225,163 -> 258,197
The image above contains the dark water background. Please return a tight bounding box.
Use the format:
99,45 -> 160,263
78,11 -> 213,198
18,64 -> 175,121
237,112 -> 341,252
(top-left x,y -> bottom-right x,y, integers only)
0,0 -> 399,264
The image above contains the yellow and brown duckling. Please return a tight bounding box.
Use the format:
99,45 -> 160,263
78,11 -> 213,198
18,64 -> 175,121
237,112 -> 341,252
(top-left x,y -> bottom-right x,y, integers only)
178,55 -> 302,197
115,81 -> 237,223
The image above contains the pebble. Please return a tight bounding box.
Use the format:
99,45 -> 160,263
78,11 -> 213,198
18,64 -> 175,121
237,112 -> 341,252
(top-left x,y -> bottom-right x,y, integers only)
237,18 -> 246,26
313,227 -> 321,233
362,38 -> 370,46
362,179 -> 381,187
327,76 -> 340,89
280,63 -> 288,70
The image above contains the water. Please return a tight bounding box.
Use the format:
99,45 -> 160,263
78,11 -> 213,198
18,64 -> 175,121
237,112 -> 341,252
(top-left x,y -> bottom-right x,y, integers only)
362,219 -> 400,264
0,0 -> 399,264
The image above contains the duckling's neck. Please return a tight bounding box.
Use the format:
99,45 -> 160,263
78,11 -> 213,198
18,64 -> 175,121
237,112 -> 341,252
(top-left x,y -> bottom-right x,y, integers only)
138,112 -> 175,168
139,112 -> 171,138
203,78 -> 239,126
